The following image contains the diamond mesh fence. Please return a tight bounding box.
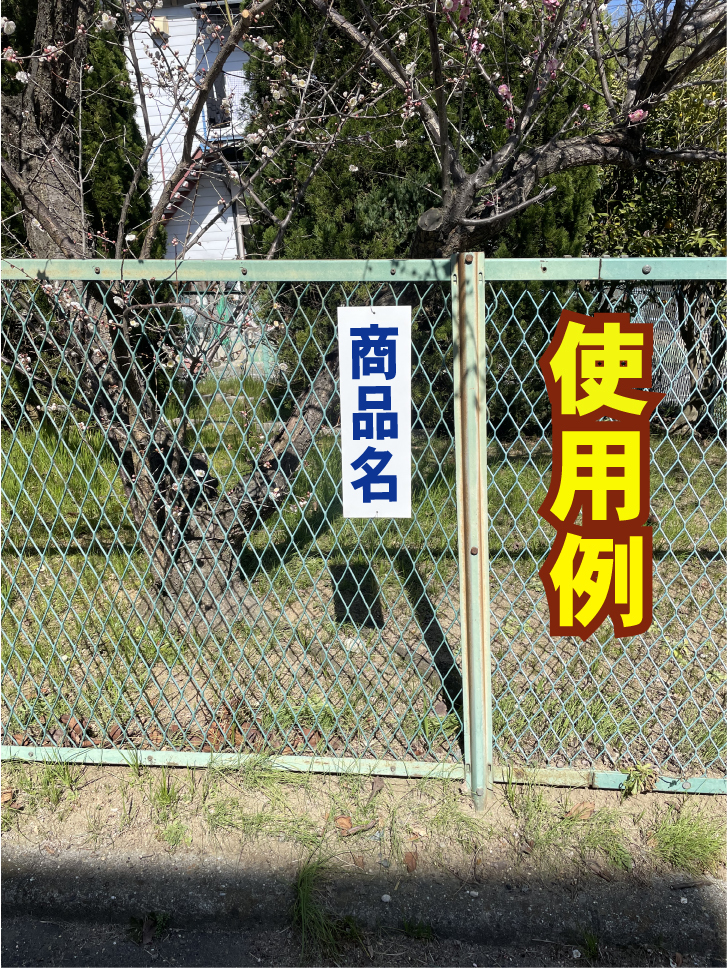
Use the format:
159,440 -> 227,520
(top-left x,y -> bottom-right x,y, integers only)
1,269 -> 464,765
486,276 -> 726,778
1,261 -> 725,779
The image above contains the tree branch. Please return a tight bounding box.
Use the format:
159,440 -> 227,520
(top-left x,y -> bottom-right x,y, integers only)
459,185 -> 558,226
308,0 -> 466,183
426,6 -> 450,197
590,2 -> 617,120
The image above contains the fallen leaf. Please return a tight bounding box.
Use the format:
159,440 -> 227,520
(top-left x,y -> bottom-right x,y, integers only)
1,789 -> 15,806
341,820 -> 378,838
12,733 -> 29,746
107,723 -> 124,743
353,855 -> 365,869
366,776 -> 385,804
520,839 -> 534,855
585,859 -> 613,881
566,801 -> 595,821
433,700 -> 448,716
236,726 -> 263,750
404,851 -> 417,873
148,729 -> 163,747
142,916 -> 155,946
335,815 -> 353,831
60,714 -> 84,741
669,879 -> 712,889
674,953 -> 683,967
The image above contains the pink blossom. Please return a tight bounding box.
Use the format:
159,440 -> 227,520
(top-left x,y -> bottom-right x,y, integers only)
467,29 -> 484,55
582,103 -> 591,111
505,116 -> 515,131
545,57 -> 559,79
498,83 -> 511,99
628,109 -> 648,123
449,0 -> 472,22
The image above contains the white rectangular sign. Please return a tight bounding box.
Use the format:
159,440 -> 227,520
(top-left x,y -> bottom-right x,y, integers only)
338,305 -> 412,519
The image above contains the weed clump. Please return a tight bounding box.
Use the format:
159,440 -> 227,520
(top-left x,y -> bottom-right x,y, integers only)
652,805 -> 726,874
292,855 -> 366,961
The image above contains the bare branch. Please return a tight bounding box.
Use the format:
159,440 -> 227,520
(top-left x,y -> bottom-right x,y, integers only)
426,6 -> 450,196
459,185 -> 558,226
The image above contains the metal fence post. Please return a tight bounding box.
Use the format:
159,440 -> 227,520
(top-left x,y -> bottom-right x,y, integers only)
452,252 -> 493,812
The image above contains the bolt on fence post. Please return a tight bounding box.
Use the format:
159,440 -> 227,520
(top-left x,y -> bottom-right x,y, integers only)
452,252 -> 493,812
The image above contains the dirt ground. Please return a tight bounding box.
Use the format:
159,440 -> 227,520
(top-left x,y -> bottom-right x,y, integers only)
1,763 -> 725,967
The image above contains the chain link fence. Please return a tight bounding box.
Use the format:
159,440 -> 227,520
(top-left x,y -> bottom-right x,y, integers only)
1,259 -> 724,784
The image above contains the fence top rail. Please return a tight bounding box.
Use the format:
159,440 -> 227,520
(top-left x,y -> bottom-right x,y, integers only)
1,256 -> 725,283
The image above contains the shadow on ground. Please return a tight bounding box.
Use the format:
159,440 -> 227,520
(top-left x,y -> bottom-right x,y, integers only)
2,846 -> 725,967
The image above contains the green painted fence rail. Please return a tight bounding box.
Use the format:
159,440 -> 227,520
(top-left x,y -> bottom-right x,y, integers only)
2,256 -> 725,799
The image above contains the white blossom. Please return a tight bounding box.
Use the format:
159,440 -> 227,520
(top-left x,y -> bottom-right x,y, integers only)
99,11 -> 116,30
405,61 -> 416,74
2,18 -> 17,35
394,139 -> 407,148
273,54 -> 285,65
125,234 -> 137,242
398,32 -> 407,43
349,164 -> 358,172
16,70 -> 29,83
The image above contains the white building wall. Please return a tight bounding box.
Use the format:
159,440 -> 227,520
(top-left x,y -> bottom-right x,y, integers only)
167,174 -> 240,260
128,2 -> 249,259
